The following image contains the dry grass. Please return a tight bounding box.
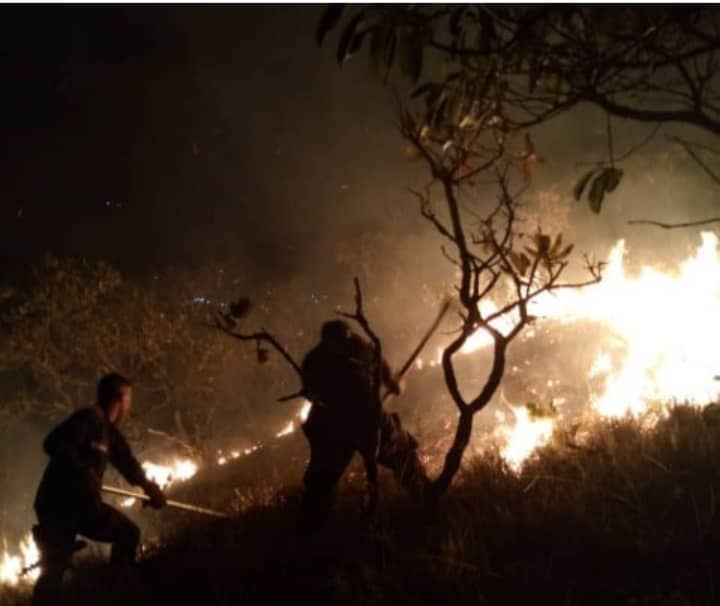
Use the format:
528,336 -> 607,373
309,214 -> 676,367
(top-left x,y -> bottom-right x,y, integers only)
5,405 -> 720,606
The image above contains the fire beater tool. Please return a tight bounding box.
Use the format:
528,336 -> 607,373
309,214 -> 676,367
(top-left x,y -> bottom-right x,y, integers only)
383,298 -> 451,402
102,485 -> 229,519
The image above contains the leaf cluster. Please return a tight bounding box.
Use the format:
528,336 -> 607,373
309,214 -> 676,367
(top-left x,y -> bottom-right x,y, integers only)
573,166 -> 624,214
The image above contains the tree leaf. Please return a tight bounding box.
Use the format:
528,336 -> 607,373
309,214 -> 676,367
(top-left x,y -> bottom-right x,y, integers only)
604,167 -> 624,192
448,84 -> 467,125
477,11 -> 497,52
431,97 -> 448,128
524,132 -> 536,156
398,29 -> 424,83
523,153 -> 537,182
573,168 -> 600,201
347,27 -> 370,58
537,234 -> 551,256
449,6 -> 466,36
337,13 -> 364,64
316,4 -> 346,47
551,233 -> 563,256
383,31 -> 398,83
588,167 -> 624,213
370,25 -> 395,83
411,82 -> 435,99
588,172 -> 607,213
510,251 -> 530,276
258,348 -> 270,364
520,133 -> 538,181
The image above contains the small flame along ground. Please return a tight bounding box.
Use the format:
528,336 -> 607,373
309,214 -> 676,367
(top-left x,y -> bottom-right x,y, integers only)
0,533 -> 40,587
4,232 -> 720,587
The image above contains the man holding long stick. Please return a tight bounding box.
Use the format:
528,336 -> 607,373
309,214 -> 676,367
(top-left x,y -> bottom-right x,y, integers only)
299,301 -> 448,531
31,373 -> 166,606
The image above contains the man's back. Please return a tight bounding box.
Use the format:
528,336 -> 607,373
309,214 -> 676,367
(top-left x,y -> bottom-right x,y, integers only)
34,405 -> 144,517
301,332 -> 387,413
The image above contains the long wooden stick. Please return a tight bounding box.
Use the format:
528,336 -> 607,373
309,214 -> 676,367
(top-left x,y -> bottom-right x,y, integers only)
383,298 -> 451,402
101,485 -> 229,519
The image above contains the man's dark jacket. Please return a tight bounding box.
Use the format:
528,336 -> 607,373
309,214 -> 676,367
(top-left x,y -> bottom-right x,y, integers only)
34,406 -> 146,518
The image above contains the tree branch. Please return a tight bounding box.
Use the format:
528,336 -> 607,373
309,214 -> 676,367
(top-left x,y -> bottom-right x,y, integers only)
628,217 -> 720,229
584,89 -> 720,134
338,277 -> 384,404
670,135 -> 720,185
213,312 -> 302,377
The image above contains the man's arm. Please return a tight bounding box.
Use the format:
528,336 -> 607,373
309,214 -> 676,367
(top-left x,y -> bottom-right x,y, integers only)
381,359 -> 402,395
109,428 -> 166,508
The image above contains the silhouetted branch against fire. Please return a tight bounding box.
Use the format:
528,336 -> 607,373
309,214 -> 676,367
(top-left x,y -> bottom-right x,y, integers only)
420,165 -> 604,499
629,218 -> 720,229
394,83 -> 606,498
338,277 -> 384,404
213,303 -> 302,379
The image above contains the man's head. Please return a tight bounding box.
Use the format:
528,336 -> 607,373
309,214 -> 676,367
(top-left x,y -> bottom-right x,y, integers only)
96,372 -> 132,425
321,319 -> 351,344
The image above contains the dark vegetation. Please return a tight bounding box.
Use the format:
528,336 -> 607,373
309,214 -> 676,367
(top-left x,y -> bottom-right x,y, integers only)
5,405 -> 720,606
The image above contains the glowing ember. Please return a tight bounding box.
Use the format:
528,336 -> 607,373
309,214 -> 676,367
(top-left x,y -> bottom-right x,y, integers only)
496,406 -> 554,471
0,533 -> 40,587
217,444 -> 261,465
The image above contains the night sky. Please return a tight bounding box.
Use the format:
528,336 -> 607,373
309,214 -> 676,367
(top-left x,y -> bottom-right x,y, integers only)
0,5 -> 713,286
0,5 -> 424,281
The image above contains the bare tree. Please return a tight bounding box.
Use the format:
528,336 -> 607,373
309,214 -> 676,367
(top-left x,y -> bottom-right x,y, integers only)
406,162 -> 601,499
389,70 -> 603,498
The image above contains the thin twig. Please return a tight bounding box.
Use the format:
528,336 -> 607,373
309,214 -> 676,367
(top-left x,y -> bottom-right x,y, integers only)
338,277 -> 384,403
213,313 -> 302,377
670,135 -> 720,185
628,217 -> 720,228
